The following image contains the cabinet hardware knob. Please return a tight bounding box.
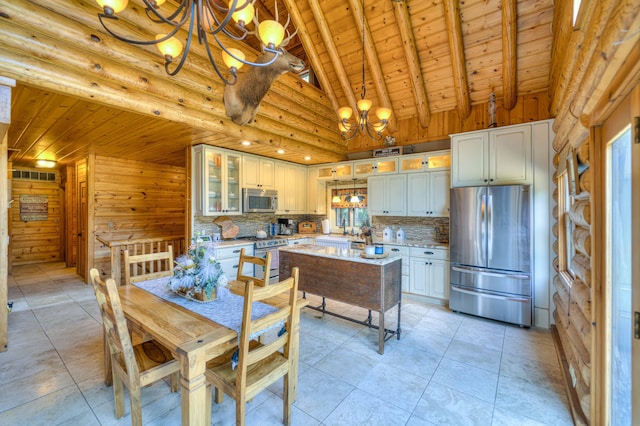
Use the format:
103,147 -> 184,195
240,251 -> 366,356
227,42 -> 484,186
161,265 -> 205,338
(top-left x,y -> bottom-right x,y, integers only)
392,248 -> 399,252
425,251 -> 434,255
233,250 -> 241,253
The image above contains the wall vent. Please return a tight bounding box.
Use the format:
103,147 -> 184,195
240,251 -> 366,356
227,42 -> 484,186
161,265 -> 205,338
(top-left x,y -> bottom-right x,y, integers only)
11,169 -> 58,182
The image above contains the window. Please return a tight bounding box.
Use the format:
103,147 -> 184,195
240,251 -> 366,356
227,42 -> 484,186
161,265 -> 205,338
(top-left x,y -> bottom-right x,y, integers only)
557,170 -> 575,279
329,185 -> 369,233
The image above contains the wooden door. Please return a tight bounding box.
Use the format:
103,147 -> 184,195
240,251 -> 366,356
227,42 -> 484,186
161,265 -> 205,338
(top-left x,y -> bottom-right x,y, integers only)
77,181 -> 87,280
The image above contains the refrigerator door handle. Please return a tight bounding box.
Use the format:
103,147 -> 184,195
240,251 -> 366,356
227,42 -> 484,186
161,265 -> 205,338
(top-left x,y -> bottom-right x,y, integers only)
480,192 -> 486,262
451,285 -> 529,303
487,193 -> 493,262
451,265 -> 529,280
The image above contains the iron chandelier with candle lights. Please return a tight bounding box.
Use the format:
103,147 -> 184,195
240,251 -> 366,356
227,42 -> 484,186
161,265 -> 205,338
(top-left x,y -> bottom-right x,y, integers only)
338,0 -> 391,141
94,0 -> 296,84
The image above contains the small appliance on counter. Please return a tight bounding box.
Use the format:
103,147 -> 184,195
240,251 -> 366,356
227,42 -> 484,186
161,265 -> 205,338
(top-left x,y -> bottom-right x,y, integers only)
298,221 -> 316,234
321,219 -> 331,234
277,218 -> 294,235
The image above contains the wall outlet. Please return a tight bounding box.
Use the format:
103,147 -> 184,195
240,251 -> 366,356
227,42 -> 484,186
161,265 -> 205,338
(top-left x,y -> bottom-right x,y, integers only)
569,364 -> 577,387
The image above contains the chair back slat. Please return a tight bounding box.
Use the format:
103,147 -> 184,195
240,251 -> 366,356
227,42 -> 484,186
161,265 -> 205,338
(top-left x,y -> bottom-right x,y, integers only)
236,248 -> 272,287
124,245 -> 174,285
90,269 -> 141,381
236,268 -> 299,383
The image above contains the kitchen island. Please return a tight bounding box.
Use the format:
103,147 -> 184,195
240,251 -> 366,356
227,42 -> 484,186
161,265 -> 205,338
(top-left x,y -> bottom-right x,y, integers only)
279,244 -> 401,354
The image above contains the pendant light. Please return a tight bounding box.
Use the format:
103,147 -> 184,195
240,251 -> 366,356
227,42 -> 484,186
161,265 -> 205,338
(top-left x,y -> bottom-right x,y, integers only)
331,180 -> 341,203
349,179 -> 360,203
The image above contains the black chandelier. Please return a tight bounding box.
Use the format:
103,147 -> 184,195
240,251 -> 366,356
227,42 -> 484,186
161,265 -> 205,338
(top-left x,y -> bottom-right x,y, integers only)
95,0 -> 295,84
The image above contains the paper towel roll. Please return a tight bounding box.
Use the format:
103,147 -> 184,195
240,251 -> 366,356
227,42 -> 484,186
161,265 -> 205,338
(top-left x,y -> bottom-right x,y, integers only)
321,219 -> 331,234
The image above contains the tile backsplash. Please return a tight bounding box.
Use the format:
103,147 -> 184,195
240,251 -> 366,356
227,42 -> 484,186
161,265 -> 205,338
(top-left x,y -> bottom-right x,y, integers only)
371,216 -> 449,244
194,214 -> 449,244
194,214 -> 322,238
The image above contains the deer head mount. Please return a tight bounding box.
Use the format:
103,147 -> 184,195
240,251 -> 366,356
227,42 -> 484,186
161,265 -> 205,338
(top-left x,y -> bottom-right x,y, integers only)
223,5 -> 304,126
224,48 -> 304,125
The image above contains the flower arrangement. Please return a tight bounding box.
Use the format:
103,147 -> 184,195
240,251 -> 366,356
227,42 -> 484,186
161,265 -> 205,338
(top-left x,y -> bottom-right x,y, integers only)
168,240 -> 228,301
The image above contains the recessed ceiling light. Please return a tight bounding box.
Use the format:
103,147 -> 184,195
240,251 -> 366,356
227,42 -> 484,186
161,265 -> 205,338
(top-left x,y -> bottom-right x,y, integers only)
36,159 -> 56,168
240,141 -> 251,146
304,156 -> 311,161
276,149 -> 285,154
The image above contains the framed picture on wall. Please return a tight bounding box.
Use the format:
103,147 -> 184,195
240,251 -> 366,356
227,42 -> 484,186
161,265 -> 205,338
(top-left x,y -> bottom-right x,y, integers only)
566,148 -> 580,196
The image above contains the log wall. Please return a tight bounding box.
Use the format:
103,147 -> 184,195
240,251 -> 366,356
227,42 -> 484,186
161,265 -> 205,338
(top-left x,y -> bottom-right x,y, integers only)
90,156 -> 187,278
549,0 -> 639,423
10,176 -> 62,265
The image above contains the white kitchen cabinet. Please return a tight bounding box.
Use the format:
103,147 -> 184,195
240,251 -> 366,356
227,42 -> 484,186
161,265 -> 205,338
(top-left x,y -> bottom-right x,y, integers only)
367,174 -> 406,216
406,171 -> 450,217
215,244 -> 254,279
275,163 -> 307,214
353,158 -> 398,177
242,155 -> 275,189
306,166 -> 327,214
387,244 -> 410,292
192,145 -> 242,216
451,123 -> 532,187
316,162 -> 354,180
399,150 -> 451,173
409,247 -> 449,300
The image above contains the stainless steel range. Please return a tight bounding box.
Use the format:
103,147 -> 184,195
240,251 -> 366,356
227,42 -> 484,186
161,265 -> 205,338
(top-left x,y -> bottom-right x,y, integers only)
239,237 -> 288,283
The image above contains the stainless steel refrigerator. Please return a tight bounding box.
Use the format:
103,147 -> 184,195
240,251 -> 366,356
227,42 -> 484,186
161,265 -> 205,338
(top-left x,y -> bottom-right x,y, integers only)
449,185 -> 532,327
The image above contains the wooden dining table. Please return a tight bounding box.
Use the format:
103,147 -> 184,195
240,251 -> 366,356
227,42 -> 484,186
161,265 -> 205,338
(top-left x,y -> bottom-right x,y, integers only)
110,280 -> 308,426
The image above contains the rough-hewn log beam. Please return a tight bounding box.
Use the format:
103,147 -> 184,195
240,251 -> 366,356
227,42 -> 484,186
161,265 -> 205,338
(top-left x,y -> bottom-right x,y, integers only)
307,0 -> 359,115
281,0 -> 344,135
392,0 -> 430,128
0,50 -> 345,161
0,20 -> 342,148
577,2 -> 640,121
548,0 -> 596,116
552,0 -> 618,134
0,0 -> 345,156
348,0 -> 396,132
502,0 -> 517,111
443,0 -> 471,119
553,0 -> 639,150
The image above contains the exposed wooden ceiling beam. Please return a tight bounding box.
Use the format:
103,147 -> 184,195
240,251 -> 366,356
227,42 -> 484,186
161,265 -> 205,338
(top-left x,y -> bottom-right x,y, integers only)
307,0 -> 359,116
0,0 -> 345,157
281,0 -> 342,116
502,0 -> 517,111
392,0 -> 430,128
443,0 -> 471,119
348,0 -> 396,132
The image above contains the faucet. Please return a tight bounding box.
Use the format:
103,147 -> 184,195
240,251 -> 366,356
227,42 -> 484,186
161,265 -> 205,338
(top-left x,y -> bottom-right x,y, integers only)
342,218 -> 348,235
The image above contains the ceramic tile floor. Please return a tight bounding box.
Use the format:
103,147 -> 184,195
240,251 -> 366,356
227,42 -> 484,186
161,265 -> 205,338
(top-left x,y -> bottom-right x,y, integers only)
1,262 -> 574,426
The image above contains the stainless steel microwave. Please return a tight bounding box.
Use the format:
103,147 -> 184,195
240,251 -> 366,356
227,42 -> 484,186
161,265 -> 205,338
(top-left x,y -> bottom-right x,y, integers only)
242,188 -> 278,213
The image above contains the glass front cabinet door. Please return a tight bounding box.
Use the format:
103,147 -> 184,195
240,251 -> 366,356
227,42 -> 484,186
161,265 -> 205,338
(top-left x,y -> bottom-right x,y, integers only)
193,145 -> 242,216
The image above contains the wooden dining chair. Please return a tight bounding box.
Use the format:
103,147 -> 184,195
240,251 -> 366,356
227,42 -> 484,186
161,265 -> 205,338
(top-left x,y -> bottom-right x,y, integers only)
123,245 -> 174,285
204,267 -> 300,426
89,268 -> 180,426
236,247 -> 272,287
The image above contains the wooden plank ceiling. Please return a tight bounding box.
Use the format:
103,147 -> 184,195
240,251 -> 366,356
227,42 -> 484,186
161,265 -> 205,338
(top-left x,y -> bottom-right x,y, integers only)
4,0 -> 554,169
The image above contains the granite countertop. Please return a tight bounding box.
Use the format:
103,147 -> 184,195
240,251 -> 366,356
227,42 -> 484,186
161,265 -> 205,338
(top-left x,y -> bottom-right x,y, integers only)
279,244 -> 401,265
206,234 -> 448,250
